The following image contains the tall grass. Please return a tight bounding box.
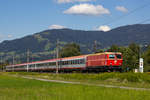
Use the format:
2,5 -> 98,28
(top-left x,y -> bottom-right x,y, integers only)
4,72 -> 150,88
0,75 -> 150,100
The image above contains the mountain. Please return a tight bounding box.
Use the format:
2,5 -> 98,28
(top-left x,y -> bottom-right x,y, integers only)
0,24 -> 150,62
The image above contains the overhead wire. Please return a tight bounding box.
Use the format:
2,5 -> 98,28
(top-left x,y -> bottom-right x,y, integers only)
137,18 -> 150,24
101,2 -> 150,26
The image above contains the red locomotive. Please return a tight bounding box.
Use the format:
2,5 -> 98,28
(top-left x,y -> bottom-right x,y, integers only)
5,52 -> 123,72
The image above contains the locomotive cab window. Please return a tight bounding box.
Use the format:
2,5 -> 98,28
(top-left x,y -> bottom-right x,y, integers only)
116,54 -> 122,59
109,54 -> 115,59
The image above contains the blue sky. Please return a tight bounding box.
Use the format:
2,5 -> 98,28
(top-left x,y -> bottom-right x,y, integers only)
0,0 -> 150,42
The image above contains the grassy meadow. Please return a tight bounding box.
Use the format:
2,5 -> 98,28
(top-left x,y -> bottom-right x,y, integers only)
1,72 -> 150,100
6,72 -> 150,88
0,73 -> 150,100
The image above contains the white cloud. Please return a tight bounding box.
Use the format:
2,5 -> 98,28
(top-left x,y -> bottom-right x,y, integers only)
8,35 -> 13,38
96,25 -> 111,32
57,0 -> 94,3
0,34 -> 13,41
49,25 -> 66,29
116,6 -> 128,13
63,4 -> 110,16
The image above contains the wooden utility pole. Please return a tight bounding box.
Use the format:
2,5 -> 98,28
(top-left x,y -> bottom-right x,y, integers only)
0,55 -> 3,71
93,40 -> 102,53
56,39 -> 59,74
27,49 -> 30,63
31,54 -> 33,62
27,49 -> 30,72
0,55 -> 2,64
13,55 -> 15,72
93,40 -> 97,53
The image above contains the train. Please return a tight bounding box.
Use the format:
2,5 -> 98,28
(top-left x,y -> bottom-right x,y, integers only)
5,52 -> 123,72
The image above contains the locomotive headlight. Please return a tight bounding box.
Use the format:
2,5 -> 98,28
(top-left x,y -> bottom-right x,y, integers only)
114,60 -> 117,64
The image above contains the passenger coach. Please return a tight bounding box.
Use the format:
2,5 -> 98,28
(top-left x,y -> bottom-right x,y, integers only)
5,52 -> 123,72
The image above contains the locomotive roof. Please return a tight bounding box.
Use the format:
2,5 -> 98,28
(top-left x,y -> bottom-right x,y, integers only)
87,52 -> 122,56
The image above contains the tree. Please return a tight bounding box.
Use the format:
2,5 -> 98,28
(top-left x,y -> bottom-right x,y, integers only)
60,43 -> 81,58
0,61 -> 9,71
107,45 -> 120,52
128,43 -> 140,70
129,43 -> 140,57
96,49 -> 104,53
143,46 -> 150,71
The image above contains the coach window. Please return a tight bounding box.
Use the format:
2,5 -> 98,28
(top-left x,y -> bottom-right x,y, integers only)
65,61 -> 67,65
83,59 -> 85,64
63,61 -> 65,65
79,59 -> 83,64
74,60 -> 77,64
71,60 -> 73,64
71,60 -> 74,64
64,61 -> 67,65
21,66 -> 23,68
74,60 -> 76,64
79,59 -> 81,64
67,61 -> 69,65
62,61 -> 64,65
36,64 -> 39,67
49,62 -> 51,66
77,60 -> 79,64
69,60 -> 71,64
73,60 -> 75,64
76,60 -> 78,64
44,63 -> 47,67
64,61 -> 66,65
52,62 -> 55,66
44,63 -> 47,66
78,60 -> 80,64
49,63 -> 51,66
79,59 -> 82,64
29,65 -> 31,68
58,61 -> 61,65
39,64 -> 42,67
38,64 -> 42,67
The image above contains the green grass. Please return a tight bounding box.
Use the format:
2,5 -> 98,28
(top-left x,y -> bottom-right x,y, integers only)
0,74 -> 150,100
5,72 -> 150,88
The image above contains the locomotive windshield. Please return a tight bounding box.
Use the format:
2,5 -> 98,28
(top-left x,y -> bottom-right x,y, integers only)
116,54 -> 122,59
109,54 -> 115,59
109,54 -> 122,59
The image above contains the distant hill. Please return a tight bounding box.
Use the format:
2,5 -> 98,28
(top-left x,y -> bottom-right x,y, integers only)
0,24 -> 150,62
